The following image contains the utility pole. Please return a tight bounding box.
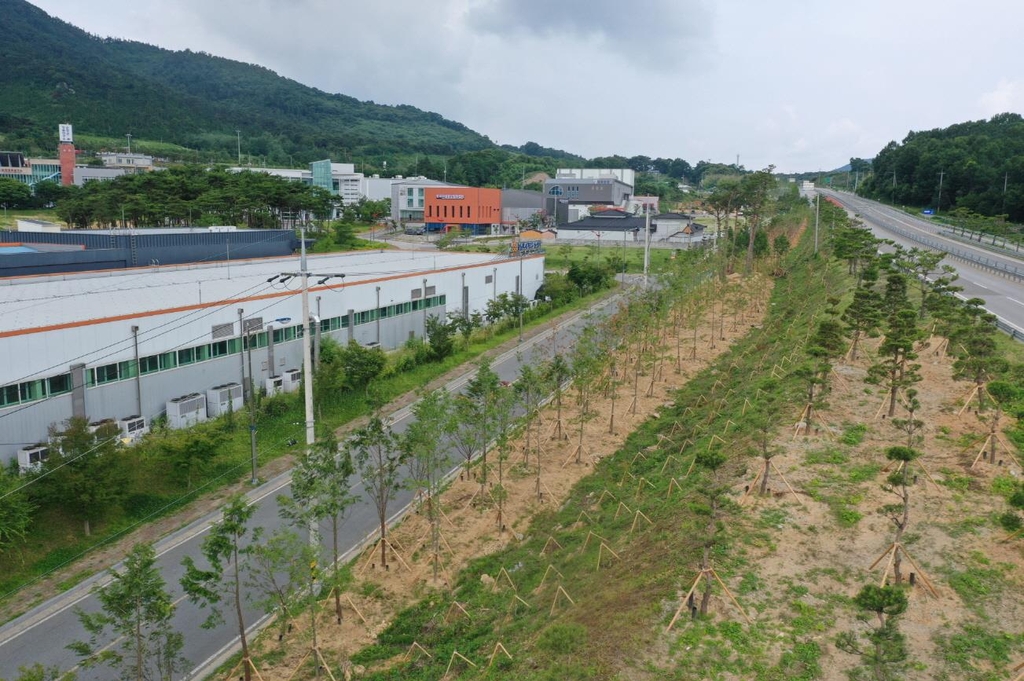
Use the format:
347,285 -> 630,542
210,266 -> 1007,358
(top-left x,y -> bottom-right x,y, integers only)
267,228 -> 344,533
936,170 -> 945,215
642,204 -> 651,289
814,190 -> 820,254
1003,171 -> 1009,215
516,237 -> 524,343
126,133 -> 132,155
892,170 -> 897,206
236,129 -> 241,166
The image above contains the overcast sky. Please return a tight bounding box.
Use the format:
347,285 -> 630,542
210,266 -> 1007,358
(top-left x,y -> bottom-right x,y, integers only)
28,0 -> 1024,173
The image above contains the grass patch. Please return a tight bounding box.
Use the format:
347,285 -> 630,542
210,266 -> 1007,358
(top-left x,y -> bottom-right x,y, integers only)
804,448 -> 848,465
839,423 -> 868,446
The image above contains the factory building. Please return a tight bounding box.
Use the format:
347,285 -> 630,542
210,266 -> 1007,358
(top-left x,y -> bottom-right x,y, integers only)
0,249 -> 544,467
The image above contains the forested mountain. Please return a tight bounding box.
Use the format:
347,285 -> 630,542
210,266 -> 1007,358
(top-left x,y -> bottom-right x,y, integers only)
858,113 -> 1024,221
0,0 -> 492,162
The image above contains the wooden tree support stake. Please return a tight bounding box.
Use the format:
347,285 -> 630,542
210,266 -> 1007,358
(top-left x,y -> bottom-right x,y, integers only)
223,656 -> 266,681
538,564 -> 563,589
444,600 -> 472,623
443,650 -> 477,678
614,501 -> 633,520
630,509 -> 654,533
506,593 -> 531,615
661,454 -> 682,474
971,432 -> 1022,469
540,536 -> 563,556
707,434 -> 727,451
358,536 -> 412,574
868,542 -> 940,597
285,648 -> 336,681
582,530 -> 610,550
635,476 -> 656,497
597,488 -> 617,506
631,450 -> 648,465
404,641 -> 433,662
666,477 -> 683,498
957,384 -> 985,417
488,642 -> 513,668
575,509 -> 595,527
597,542 -> 621,570
550,585 -> 576,616
494,566 -> 518,593
618,469 -> 636,487
666,567 -> 751,631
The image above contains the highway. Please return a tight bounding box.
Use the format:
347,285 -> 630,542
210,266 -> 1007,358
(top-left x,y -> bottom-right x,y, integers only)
819,190 -> 1024,336
0,288 -> 628,680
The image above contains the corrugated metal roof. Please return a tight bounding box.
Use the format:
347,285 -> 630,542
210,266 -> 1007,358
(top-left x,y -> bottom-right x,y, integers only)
0,250 -> 505,336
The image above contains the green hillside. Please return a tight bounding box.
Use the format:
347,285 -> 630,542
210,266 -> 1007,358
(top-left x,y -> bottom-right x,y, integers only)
858,113 -> 1024,221
0,0 -> 493,163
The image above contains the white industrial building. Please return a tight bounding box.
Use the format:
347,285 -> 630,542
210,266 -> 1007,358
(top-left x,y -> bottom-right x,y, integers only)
0,249 -> 544,467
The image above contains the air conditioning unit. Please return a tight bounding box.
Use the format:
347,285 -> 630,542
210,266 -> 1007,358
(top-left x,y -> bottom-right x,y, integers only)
118,415 -> 148,442
87,418 -> 116,435
265,375 -> 283,397
206,382 -> 243,417
282,368 -> 302,393
166,392 -> 207,429
17,445 -> 50,473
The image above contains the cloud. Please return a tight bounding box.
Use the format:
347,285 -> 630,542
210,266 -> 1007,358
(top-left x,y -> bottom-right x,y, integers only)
465,0 -> 713,68
979,79 -> 1024,118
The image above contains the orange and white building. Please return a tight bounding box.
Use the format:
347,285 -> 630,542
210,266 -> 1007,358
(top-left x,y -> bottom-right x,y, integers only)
424,187 -> 502,234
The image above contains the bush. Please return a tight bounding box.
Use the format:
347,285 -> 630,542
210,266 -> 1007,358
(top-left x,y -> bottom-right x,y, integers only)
537,622 -> 588,655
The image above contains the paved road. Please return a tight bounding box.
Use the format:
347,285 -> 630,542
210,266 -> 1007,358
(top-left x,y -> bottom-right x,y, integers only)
820,190 -> 1024,335
0,287 -> 628,680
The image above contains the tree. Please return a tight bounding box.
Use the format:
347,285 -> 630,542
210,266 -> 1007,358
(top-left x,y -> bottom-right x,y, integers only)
515,363 -> 550,499
339,340 -> 386,390
349,409 -> 404,570
425,314 -> 456,361
180,494 -> 257,681
881,446 -> 921,584
868,308 -> 922,417
544,354 -> 572,441
0,178 -> 33,209
244,528 -> 315,642
738,166 -> 776,274
455,360 -> 502,490
401,389 -> 454,581
154,425 -> 225,490
38,417 -> 129,536
842,286 -> 882,360
70,542 -> 186,681
950,298 -> 1008,399
836,585 -> 909,681
0,467 -> 33,555
283,432 -> 355,623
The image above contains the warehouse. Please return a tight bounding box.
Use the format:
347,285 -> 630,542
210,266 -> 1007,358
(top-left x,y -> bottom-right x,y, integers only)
0,249 -> 544,467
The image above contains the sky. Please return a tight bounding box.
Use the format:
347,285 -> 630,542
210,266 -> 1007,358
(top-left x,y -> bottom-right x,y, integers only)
26,0 -> 1024,173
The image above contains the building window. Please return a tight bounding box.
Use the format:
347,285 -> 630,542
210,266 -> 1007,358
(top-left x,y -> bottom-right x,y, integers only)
195,345 -> 211,362
159,352 -> 177,370
140,355 -> 160,374
0,384 -> 19,407
119,360 -> 137,379
95,364 -> 120,384
178,348 -> 195,366
211,340 -> 229,357
548,186 -> 563,196
407,197 -> 413,207
47,373 -> 73,395
227,338 -> 242,354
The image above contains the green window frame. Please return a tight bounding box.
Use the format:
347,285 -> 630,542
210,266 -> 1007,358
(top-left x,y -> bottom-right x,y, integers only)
195,345 -> 211,362
178,348 -> 195,366
47,373 -> 73,396
95,364 -> 119,384
272,329 -> 284,343
119,360 -> 137,379
227,338 -> 241,354
1,384 -> 20,406
140,355 -> 160,374
159,352 -> 178,370
211,340 -> 229,358
19,380 -> 45,402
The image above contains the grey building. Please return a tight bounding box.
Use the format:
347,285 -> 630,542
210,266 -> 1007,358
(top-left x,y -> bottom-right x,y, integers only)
543,177 -> 633,224
390,177 -> 459,224
500,189 -> 545,230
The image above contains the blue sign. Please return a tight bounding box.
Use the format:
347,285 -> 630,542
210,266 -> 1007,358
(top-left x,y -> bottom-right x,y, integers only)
922,209 -> 934,215
512,239 -> 543,255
